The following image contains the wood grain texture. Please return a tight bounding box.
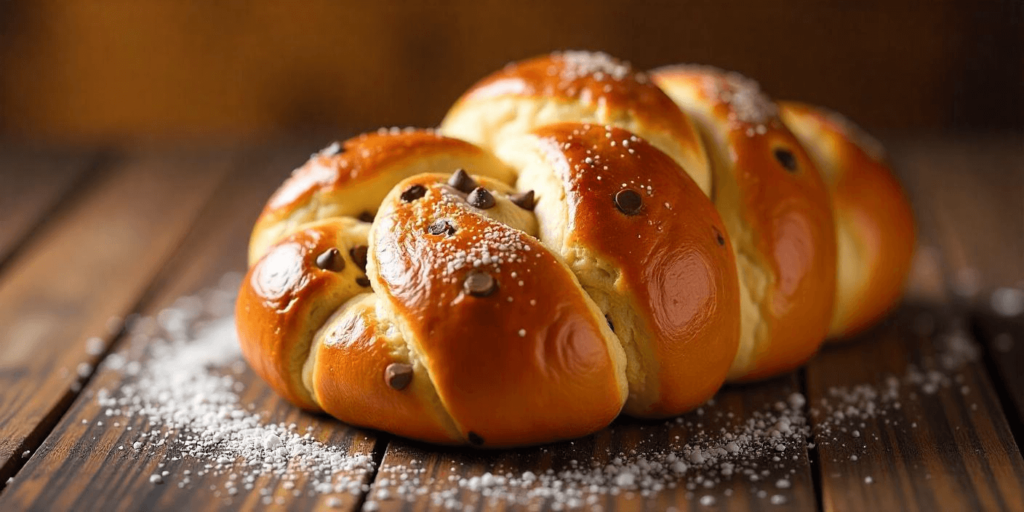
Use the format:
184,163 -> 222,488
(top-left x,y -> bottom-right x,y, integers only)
804,137 -> 1024,512
0,136 -> 1022,512
974,314 -> 1024,439
0,147 -> 97,270
371,375 -> 816,511
807,305 -> 1024,512
0,149 -> 233,485
893,135 -> 1024,428
0,144 -> 384,512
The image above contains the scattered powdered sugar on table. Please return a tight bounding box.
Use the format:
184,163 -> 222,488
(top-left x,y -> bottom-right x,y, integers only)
366,393 -> 813,510
809,312 -> 982,465
94,273 -> 375,505
88,275 -> 996,509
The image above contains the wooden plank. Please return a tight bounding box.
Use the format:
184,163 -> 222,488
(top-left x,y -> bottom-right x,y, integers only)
0,144 -> 383,511
891,135 -> 1024,429
805,137 -> 1024,512
807,305 -> 1024,512
0,149 -> 233,486
0,147 -> 98,270
892,135 -> 1024,299
974,314 -> 1024,434
372,375 -> 817,511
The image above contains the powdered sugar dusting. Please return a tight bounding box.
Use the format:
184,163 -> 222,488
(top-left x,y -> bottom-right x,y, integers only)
556,51 -> 640,83
93,274 -> 375,504
670,64 -> 780,136
81,274 -> 989,509
366,393 -> 813,510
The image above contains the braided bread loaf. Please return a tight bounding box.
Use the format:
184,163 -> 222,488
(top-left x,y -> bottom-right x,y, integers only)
236,51 -> 914,447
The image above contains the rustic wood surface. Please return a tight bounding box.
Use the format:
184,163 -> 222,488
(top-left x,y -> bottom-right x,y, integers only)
0,149 -> 235,485
0,136 -> 1021,511
0,147 -> 98,270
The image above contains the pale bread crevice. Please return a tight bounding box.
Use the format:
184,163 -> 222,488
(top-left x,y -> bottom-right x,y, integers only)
496,134 -> 636,410
249,152 -> 517,264
442,96 -> 711,196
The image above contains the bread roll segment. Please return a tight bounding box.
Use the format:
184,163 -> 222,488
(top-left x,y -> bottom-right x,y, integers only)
236,51 -> 916,447
368,173 -> 628,447
236,217 -> 372,410
441,51 -> 712,196
779,102 -> 916,338
496,123 -> 740,418
652,66 -> 838,381
249,129 -> 515,265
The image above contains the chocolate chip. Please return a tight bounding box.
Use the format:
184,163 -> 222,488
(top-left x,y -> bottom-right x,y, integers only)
349,245 -> 368,271
384,363 -> 413,390
428,219 -> 456,236
605,314 -> 615,332
714,227 -> 726,246
447,168 -> 477,193
315,248 -> 345,272
464,272 -> 497,297
358,211 -> 375,223
614,189 -> 642,215
468,432 -> 485,446
467,187 -> 496,210
356,276 -> 371,288
509,190 -> 535,211
774,148 -> 798,172
400,184 -> 427,202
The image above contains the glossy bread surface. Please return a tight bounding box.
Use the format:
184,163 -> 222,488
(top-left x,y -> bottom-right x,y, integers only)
780,102 -> 916,338
369,174 -> 628,446
653,67 -> 837,381
501,123 -> 740,417
249,129 -> 514,264
237,218 -> 371,409
441,51 -> 711,195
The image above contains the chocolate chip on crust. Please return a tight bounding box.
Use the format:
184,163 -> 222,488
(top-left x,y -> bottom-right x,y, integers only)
774,148 -> 798,172
314,248 -> 345,272
428,219 -> 457,236
714,227 -> 726,246
447,168 -> 477,193
509,190 -> 536,211
400,184 -> 428,202
467,187 -> 496,210
349,245 -> 369,271
614,189 -> 642,215
464,272 -> 497,297
385,363 -> 414,390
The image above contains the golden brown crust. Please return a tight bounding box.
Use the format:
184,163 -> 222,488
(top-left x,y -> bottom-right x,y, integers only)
311,298 -> 461,444
519,123 -> 741,417
653,66 -> 837,381
249,129 -> 514,264
369,174 -> 627,446
236,219 -> 371,410
780,102 -> 916,338
238,55 -> 912,447
441,51 -> 712,195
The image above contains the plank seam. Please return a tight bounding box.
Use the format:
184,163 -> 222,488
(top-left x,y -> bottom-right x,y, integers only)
969,315 -> 1024,452
799,366 -> 827,512
0,151 -> 236,494
351,436 -> 391,512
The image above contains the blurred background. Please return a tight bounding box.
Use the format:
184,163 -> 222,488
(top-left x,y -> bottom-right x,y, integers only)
1,0 -> 1021,145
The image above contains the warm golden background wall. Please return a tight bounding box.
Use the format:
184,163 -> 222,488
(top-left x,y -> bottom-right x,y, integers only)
1,0 -> 1021,143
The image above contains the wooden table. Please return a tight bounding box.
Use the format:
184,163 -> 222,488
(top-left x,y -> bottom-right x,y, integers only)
0,135 -> 1021,511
